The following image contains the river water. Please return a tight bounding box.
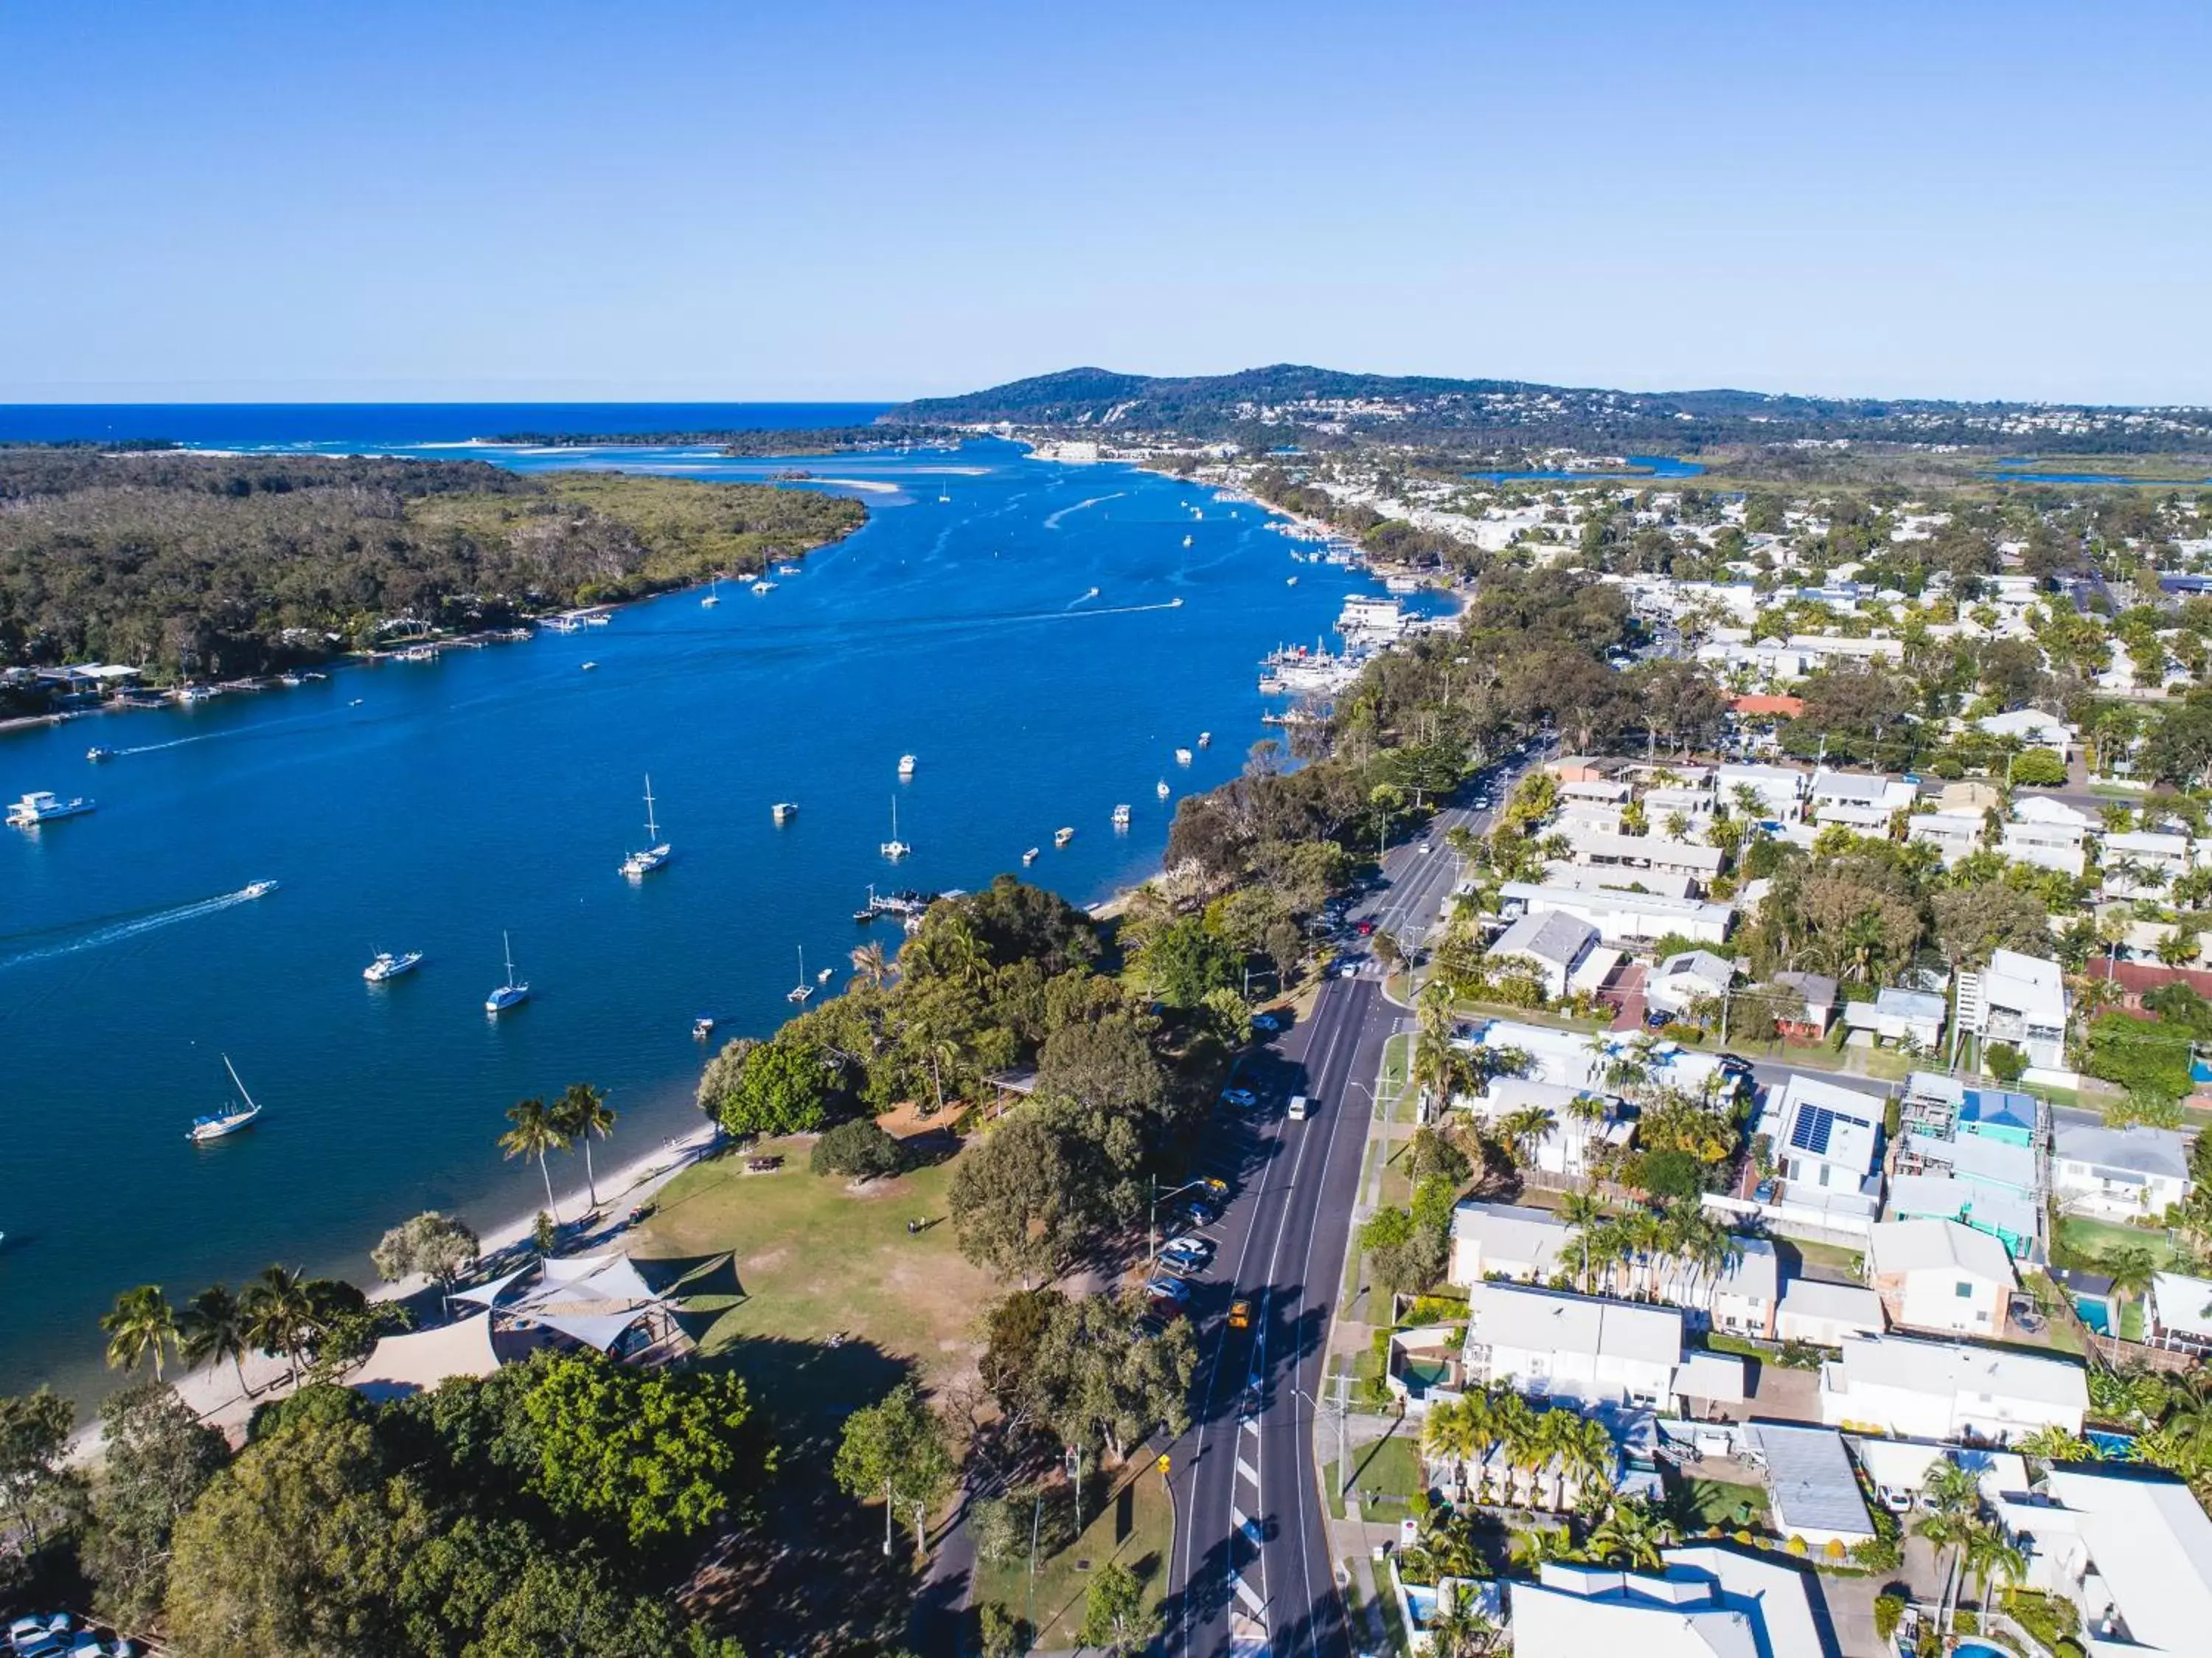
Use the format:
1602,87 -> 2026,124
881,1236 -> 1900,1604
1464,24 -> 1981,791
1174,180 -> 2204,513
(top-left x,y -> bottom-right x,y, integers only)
0,416 -> 1425,1403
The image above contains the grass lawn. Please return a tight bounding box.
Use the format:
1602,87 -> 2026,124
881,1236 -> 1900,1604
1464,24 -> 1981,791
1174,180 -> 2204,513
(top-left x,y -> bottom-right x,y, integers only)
636,1134 -> 998,1388
970,1468 -> 1174,1651
2022,1272 -> 2087,1357
1380,1032 -> 1411,1104
1672,1474 -> 1770,1534
2056,1215 -> 2183,1272
1332,1426 -> 1425,1522
1779,1236 -> 1865,1281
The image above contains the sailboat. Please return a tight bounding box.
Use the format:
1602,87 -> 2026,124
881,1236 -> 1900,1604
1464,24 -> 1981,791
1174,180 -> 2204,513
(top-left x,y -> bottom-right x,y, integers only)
787,945 -> 815,1004
880,797 -> 911,861
619,776 -> 671,876
485,932 -> 530,1014
701,577 -> 721,608
937,480 -> 951,504
188,1055 -> 263,1143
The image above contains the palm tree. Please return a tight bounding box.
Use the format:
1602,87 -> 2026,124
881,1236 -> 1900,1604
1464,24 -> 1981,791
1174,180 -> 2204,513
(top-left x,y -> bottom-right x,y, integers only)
1557,1189 -> 1609,1291
1964,1522 -> 2025,1625
849,940 -> 892,990
1588,1496 -> 1675,1570
2103,1245 -> 2159,1330
1914,1460 -> 1984,1632
552,1082 -> 616,1210
499,1095 -> 569,1220
1497,1106 -> 1554,1174
1564,1092 -> 1609,1179
239,1265 -> 320,1387
178,1283 -> 252,1398
1425,1594 -> 1500,1658
1528,1406 -> 1587,1513
2014,1424 -> 2096,1465
100,1285 -> 177,1379
1424,1397 -> 1483,1502
1508,1522 -> 1573,1573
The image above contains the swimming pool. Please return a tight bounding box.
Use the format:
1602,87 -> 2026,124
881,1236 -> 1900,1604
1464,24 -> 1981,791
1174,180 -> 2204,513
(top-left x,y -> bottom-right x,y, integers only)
2075,1294 -> 2112,1335
1952,1643 -> 2009,1658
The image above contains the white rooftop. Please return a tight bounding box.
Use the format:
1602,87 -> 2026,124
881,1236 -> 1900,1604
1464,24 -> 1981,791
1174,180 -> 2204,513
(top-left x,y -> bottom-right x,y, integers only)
1833,1333 -> 2087,1411
1868,1218 -> 2017,1287
1507,1545 -> 1829,1658
2035,1466 -> 2212,1654
1466,1282 -> 1683,1369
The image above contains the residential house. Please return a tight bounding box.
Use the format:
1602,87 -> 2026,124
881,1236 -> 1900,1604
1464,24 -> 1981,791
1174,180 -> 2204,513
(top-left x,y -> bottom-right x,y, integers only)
1866,1218 -> 2017,1337
1978,707 -> 2073,753
1540,864 -> 1697,902
2002,816 -> 2090,878
1506,1548 -> 1832,1658
1559,777 -> 1632,807
1641,786 -> 1714,830
1955,1086 -> 2039,1147
1448,1200 -> 1571,1286
1644,950 -> 1737,1021
1461,1283 -> 1685,1409
1749,1423 -> 1880,1550
1714,762 -> 1806,822
1908,808 -> 1989,866
1765,1072 -> 1885,1228
1885,1171 -> 2039,1260
1459,1019 -> 1744,1105
1809,769 -> 1918,833
1773,971 -> 1840,1038
1994,1466 -> 2212,1655
1546,755 -> 1610,784
1778,1279 -> 1887,1346
1485,911 -> 1601,1000
1842,985 -> 1948,1050
1896,1128 -> 2038,1208
2104,830 -> 2194,900
1557,828 -> 1725,894
2051,1120 -> 2194,1222
1705,1236 -> 1781,1339
1499,881 -> 1733,946
1819,1333 -> 2088,1441
1960,948 -> 2072,1072
2143,1270 -> 2212,1356
1467,1078 -> 1632,1182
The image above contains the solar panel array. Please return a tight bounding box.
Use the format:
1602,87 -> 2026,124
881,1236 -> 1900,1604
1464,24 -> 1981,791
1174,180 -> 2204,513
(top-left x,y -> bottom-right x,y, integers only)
1790,1105 -> 1836,1156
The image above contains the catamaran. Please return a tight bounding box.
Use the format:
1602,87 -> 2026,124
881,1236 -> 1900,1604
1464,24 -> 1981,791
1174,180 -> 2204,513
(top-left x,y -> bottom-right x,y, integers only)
787,945 -> 814,1004
1111,804 -> 1131,828
701,577 -> 722,608
880,798 -> 911,861
364,949 -> 422,983
619,776 -> 671,877
188,1055 -> 263,1143
485,932 -> 530,1014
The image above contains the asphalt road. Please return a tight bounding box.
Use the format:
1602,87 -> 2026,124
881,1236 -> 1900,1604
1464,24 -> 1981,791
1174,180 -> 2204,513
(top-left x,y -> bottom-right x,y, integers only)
1161,767 -> 1522,1658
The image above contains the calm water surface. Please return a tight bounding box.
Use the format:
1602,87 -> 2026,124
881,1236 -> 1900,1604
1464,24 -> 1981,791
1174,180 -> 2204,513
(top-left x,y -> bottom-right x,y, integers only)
0,421 -> 1422,1404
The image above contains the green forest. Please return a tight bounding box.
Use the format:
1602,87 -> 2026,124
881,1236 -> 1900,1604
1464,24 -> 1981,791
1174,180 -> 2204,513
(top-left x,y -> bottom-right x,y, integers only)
0,451 -> 865,681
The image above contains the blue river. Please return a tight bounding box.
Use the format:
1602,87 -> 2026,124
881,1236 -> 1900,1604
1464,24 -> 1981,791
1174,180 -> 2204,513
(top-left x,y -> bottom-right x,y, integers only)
0,412 -> 1429,1403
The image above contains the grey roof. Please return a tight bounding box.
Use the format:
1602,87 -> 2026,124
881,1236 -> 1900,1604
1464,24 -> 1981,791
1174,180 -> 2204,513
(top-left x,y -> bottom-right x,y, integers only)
1747,1422 -> 1877,1541
1775,971 -> 1839,1012
2053,1120 -> 2193,1182
1452,1200 -> 1572,1277
1489,909 -> 1599,971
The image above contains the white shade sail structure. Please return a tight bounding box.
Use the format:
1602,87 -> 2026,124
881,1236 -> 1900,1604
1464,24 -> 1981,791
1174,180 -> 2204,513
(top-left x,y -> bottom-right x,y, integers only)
349,1312 -> 503,1401
449,1263 -> 535,1309
507,1252 -> 671,1355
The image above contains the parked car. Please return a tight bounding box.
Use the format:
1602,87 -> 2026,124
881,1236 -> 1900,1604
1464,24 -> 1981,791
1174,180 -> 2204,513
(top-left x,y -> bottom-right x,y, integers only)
1252,1012 -> 1282,1033
1145,1277 -> 1191,1303
1220,1087 -> 1257,1109
1161,1237 -> 1212,1268
1178,1199 -> 1221,1228
1355,920 -> 1376,937
1197,1176 -> 1229,1199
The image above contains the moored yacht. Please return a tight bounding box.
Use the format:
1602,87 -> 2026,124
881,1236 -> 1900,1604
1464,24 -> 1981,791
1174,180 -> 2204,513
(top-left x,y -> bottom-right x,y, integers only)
364,949 -> 423,983
1112,804 -> 1131,828
619,776 -> 671,877
772,801 -> 798,825
1054,826 -> 1075,847
786,946 -> 815,1004
485,932 -> 530,1014
701,577 -> 722,607
188,1055 -> 263,1143
880,798 -> 912,861
7,791 -> 95,828
1175,747 -> 1194,766
751,579 -> 776,594
1022,847 -> 1040,864
1156,780 -> 1170,799
897,753 -> 917,778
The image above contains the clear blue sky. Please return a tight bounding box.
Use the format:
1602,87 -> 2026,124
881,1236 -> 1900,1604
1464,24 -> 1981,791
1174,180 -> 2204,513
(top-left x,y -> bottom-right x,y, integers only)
5,1 -> 2207,405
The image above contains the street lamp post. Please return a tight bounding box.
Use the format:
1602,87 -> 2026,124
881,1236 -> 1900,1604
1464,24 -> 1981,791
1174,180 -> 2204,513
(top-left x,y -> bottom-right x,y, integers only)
1293,1380 -> 1353,1506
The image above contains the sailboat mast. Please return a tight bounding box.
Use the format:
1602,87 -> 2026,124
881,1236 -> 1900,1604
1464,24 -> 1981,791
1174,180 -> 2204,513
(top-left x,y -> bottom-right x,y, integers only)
503,930 -> 515,982
222,1053 -> 258,1110
642,774 -> 658,841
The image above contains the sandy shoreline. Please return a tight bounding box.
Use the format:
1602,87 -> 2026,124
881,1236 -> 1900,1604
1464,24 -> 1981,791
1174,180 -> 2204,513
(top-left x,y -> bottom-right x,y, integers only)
67,1117 -> 724,1460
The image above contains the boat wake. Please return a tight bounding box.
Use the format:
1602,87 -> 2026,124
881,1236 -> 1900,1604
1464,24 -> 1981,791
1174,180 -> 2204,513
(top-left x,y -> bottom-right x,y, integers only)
0,884 -> 276,974
1066,586 -> 1102,608
1042,491 -> 1125,530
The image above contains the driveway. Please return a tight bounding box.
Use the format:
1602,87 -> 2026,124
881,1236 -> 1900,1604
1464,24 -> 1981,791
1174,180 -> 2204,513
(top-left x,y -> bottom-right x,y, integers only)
1741,1359 -> 1822,1423
1607,962 -> 1648,1032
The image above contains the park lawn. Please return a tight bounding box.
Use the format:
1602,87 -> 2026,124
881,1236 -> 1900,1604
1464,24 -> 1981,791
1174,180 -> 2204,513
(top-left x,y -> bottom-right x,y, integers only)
971,1466 -> 1174,1651
635,1137 -> 997,1389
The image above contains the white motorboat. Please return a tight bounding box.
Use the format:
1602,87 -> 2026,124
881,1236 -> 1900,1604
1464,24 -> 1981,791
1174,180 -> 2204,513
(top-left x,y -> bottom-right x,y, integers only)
485,932 -> 530,1014
1197,732 -> 1211,748
188,1055 -> 263,1143
580,661 -> 598,672
1021,847 -> 1040,864
693,1014 -> 717,1039
1112,804 -> 1131,828
751,580 -> 776,594
777,563 -> 803,575
364,949 -> 422,983
772,801 -> 798,825
786,945 -> 815,1004
1175,748 -> 1194,766
241,878 -> 279,899
619,776 -> 671,877
1054,826 -> 1075,847
86,746 -> 114,763
1156,780 -> 1170,799
7,791 -> 95,828
880,797 -> 911,861
897,753 -> 917,778
1183,534 -> 1193,547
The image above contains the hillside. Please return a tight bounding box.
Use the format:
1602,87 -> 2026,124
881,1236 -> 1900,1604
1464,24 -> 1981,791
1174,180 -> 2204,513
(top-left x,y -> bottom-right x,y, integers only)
889,363 -> 2212,457
0,450 -> 864,681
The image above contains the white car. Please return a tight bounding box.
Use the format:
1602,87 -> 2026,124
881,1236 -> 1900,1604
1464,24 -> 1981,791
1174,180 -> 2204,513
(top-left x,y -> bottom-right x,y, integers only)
1161,1238 -> 1213,1269
1220,1087 -> 1258,1109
